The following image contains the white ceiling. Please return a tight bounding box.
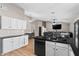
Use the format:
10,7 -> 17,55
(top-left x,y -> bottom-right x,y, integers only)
16,3 -> 79,23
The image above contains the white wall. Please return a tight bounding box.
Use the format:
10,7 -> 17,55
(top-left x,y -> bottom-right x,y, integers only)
32,20 -> 70,36
46,21 -> 70,32
33,21 -> 42,36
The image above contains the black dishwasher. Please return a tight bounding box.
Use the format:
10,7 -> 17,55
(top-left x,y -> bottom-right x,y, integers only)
34,39 -> 45,56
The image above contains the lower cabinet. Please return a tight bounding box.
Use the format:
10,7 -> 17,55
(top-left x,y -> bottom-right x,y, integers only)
46,41 -> 70,56
55,46 -> 68,56
13,37 -> 20,49
20,36 -> 25,47
46,44 -> 55,56
3,38 -> 13,53
2,35 -> 28,54
24,35 -> 28,45
69,46 -> 75,56
19,35 -> 28,47
69,50 -> 74,56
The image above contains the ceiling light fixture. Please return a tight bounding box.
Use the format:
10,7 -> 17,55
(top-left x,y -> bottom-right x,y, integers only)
51,12 -> 57,24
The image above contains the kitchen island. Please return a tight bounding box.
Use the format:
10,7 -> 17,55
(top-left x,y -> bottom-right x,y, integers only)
34,36 -> 75,56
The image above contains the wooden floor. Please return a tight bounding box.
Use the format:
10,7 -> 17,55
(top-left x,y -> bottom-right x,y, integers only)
3,39 -> 35,56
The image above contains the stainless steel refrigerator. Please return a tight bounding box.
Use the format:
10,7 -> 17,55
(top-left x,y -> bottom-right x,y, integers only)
74,20 -> 79,50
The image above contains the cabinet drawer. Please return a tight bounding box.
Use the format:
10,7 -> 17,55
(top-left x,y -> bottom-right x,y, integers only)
55,46 -> 69,56
46,41 -> 56,46
56,43 -> 69,48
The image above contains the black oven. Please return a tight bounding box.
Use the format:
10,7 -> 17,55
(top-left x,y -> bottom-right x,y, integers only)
34,39 -> 45,56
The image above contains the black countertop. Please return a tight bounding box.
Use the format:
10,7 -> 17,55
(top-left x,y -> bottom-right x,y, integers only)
34,36 -> 78,56
34,36 -> 70,44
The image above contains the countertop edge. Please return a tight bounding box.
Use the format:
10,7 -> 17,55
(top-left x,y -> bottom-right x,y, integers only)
0,33 -> 29,39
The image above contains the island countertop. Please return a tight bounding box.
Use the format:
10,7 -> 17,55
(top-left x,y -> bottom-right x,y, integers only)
34,36 -> 78,56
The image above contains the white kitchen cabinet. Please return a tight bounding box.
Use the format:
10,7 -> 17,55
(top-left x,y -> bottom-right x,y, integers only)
22,20 -> 26,29
3,38 -> 13,54
17,19 -> 22,29
46,41 -> 70,56
19,36 -> 25,47
16,19 -> 26,29
2,35 -> 28,54
1,16 -> 12,29
56,42 -> 69,48
46,41 -> 55,56
20,35 -> 28,47
1,16 -> 27,29
69,46 -> 74,56
69,50 -> 75,56
24,35 -> 28,45
13,37 -> 20,49
55,46 -> 68,56
17,20 -> 26,29
11,18 -> 18,29
46,44 -> 55,56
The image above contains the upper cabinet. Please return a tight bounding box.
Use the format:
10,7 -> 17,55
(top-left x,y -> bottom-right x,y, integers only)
1,16 -> 12,29
0,16 -> 27,29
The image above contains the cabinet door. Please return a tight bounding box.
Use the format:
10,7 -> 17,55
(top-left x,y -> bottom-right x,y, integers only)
46,44 -> 55,56
17,19 -> 22,29
69,50 -> 74,56
17,19 -> 26,29
55,46 -> 68,56
46,41 -> 55,56
24,35 -> 28,45
1,16 -> 11,29
3,38 -> 13,53
19,36 -> 25,47
13,37 -> 20,49
22,20 -> 26,29
11,18 -> 18,29
69,46 -> 74,56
